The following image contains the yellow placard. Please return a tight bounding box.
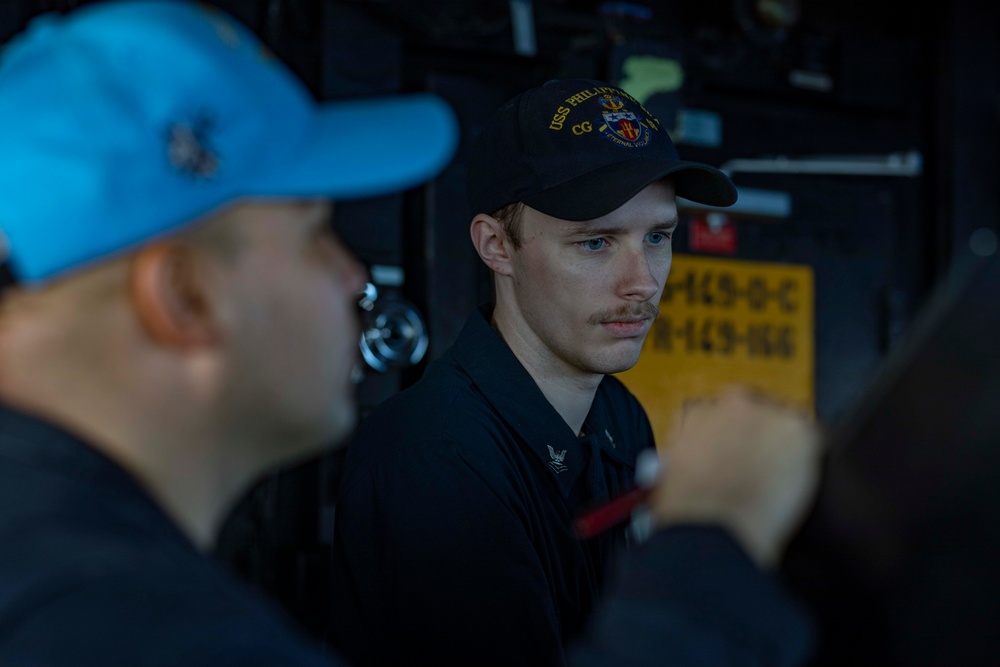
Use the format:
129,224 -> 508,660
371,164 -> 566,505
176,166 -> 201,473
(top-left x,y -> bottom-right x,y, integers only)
616,253 -> 815,448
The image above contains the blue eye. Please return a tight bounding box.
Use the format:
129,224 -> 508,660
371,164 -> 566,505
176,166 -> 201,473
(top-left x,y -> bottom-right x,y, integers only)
582,238 -> 607,251
648,231 -> 670,244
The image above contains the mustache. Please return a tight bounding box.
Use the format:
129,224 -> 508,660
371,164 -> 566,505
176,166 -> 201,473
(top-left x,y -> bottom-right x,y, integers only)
588,302 -> 661,325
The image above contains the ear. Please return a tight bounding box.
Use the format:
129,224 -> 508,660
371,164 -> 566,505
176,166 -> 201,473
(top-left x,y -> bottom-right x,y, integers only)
128,243 -> 222,349
470,213 -> 514,276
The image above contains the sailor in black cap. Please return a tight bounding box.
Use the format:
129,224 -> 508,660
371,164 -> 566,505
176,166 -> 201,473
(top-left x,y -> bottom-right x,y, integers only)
330,79 -> 815,667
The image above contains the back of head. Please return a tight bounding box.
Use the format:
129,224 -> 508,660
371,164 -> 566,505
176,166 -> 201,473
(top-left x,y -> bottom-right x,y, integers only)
0,0 -> 459,287
466,78 -> 737,221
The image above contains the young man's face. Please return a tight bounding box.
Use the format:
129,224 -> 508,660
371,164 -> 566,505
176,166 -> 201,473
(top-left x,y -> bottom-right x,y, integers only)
505,179 -> 677,379
222,199 -> 367,464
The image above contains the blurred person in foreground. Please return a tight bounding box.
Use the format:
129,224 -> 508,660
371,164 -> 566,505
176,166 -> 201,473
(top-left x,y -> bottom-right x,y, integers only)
0,2 -> 821,666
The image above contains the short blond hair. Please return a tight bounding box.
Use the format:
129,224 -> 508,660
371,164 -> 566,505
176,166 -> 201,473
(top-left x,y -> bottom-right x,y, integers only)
493,201 -> 526,249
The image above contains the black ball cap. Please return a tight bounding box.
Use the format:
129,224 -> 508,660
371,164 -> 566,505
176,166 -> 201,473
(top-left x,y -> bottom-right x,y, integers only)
467,78 -> 737,221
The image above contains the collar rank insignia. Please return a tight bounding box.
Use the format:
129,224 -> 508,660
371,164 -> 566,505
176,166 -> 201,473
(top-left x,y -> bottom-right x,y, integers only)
547,445 -> 568,473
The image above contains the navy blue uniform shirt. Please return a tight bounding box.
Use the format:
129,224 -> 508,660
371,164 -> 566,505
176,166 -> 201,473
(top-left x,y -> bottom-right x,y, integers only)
0,405 -> 338,666
0,378 -> 816,667
329,304 -> 660,666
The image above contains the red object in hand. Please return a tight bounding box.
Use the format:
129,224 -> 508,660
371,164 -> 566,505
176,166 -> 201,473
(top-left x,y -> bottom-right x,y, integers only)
574,485 -> 653,540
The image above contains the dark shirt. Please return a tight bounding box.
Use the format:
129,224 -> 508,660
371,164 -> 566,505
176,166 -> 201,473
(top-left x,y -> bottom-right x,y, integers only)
328,305 -> 662,666
566,525 -> 817,667
0,405 -> 338,667
0,393 -> 815,667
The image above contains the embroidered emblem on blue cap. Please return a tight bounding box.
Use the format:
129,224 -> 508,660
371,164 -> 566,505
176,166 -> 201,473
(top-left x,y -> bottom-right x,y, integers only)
167,113 -> 220,179
596,94 -> 651,149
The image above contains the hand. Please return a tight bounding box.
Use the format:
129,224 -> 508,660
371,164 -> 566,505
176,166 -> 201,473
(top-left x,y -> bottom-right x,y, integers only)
650,386 -> 822,569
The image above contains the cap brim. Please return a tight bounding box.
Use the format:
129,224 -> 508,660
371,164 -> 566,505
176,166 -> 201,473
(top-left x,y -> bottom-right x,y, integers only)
523,158 -> 737,221
253,92 -> 459,201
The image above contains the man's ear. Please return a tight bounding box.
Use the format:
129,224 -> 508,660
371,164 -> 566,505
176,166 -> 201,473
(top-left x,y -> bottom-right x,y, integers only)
128,243 -> 222,348
470,213 -> 513,276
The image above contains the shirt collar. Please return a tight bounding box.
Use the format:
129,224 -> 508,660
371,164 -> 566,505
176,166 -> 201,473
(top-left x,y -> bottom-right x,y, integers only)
450,304 -> 630,498
581,387 -> 636,468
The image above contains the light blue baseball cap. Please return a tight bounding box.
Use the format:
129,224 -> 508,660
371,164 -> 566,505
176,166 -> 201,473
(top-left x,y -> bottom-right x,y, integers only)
0,0 -> 459,285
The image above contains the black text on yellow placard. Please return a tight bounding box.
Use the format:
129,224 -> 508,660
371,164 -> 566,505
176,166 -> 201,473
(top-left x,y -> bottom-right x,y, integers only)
616,254 -> 815,448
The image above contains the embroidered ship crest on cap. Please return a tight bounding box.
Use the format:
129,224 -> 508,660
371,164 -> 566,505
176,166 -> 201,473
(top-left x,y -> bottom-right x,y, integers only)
596,93 -> 651,148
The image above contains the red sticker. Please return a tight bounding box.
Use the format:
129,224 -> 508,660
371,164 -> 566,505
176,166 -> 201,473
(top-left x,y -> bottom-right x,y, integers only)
689,214 -> 737,255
